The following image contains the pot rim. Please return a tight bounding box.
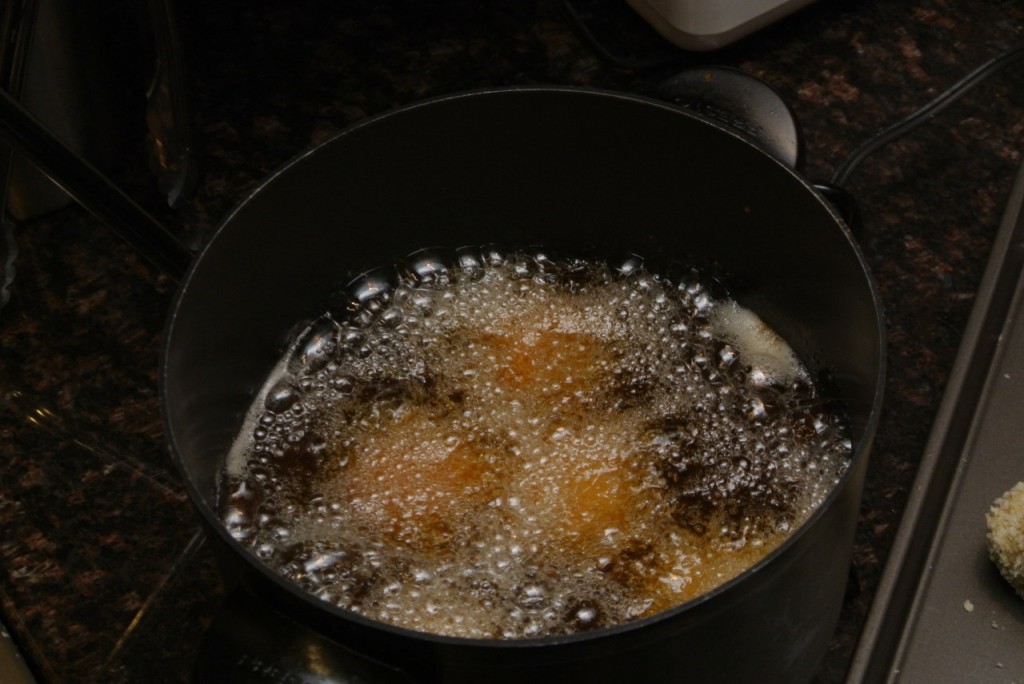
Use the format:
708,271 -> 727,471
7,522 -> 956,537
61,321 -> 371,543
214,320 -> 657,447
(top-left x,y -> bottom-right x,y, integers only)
161,83 -> 888,650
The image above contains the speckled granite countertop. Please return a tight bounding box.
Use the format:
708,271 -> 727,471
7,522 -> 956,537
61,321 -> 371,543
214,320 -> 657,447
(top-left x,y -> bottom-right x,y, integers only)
1,1 -> 1023,682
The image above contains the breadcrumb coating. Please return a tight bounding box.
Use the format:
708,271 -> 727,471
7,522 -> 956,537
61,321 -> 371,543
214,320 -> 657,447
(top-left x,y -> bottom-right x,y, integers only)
987,480 -> 1024,600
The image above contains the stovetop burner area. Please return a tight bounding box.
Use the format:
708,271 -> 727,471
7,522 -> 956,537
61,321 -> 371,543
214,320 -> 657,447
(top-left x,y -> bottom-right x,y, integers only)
194,590 -> 415,684
1,1 -> 1023,682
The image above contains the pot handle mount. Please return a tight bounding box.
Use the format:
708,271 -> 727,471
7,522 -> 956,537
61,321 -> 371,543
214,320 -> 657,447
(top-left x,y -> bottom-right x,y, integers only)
649,66 -> 859,230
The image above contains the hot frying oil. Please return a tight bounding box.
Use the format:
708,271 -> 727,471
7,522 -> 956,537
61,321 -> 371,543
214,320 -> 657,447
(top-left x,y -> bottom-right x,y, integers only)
219,249 -> 851,638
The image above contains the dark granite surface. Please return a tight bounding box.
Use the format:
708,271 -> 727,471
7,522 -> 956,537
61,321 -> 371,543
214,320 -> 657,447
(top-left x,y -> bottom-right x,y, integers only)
1,1 -> 1023,682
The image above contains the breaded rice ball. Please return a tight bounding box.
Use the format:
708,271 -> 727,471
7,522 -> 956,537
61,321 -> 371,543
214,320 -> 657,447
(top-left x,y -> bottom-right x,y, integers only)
987,480 -> 1024,600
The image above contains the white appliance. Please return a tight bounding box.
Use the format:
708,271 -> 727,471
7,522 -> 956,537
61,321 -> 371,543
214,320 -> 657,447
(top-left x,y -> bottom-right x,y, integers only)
626,0 -> 818,51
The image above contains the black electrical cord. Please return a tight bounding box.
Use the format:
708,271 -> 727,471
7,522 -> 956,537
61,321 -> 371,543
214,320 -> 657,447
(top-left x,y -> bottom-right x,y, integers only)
830,41 -> 1024,186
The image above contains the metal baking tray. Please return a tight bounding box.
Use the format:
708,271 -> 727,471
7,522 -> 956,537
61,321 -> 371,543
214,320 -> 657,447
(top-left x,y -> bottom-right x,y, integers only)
846,160 -> 1024,683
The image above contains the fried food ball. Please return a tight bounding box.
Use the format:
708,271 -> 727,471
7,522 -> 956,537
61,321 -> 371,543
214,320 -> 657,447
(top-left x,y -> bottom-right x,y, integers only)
457,289 -> 614,404
339,410 -> 506,551
485,329 -> 607,395
986,480 -> 1024,600
506,416 -> 662,561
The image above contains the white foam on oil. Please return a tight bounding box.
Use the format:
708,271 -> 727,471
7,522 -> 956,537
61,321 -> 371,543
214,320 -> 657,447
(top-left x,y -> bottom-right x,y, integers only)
709,300 -> 808,386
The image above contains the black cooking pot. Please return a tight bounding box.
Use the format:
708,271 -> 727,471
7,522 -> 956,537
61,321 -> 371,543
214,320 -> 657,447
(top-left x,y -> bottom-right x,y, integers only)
156,86 -> 885,683
0,79 -> 884,682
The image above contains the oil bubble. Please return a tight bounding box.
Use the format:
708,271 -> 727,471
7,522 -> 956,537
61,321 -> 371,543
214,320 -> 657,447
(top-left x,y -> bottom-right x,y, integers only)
264,381 -> 301,413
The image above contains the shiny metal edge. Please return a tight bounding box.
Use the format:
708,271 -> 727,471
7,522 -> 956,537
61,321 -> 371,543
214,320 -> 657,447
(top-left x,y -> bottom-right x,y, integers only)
845,158 -> 1024,682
